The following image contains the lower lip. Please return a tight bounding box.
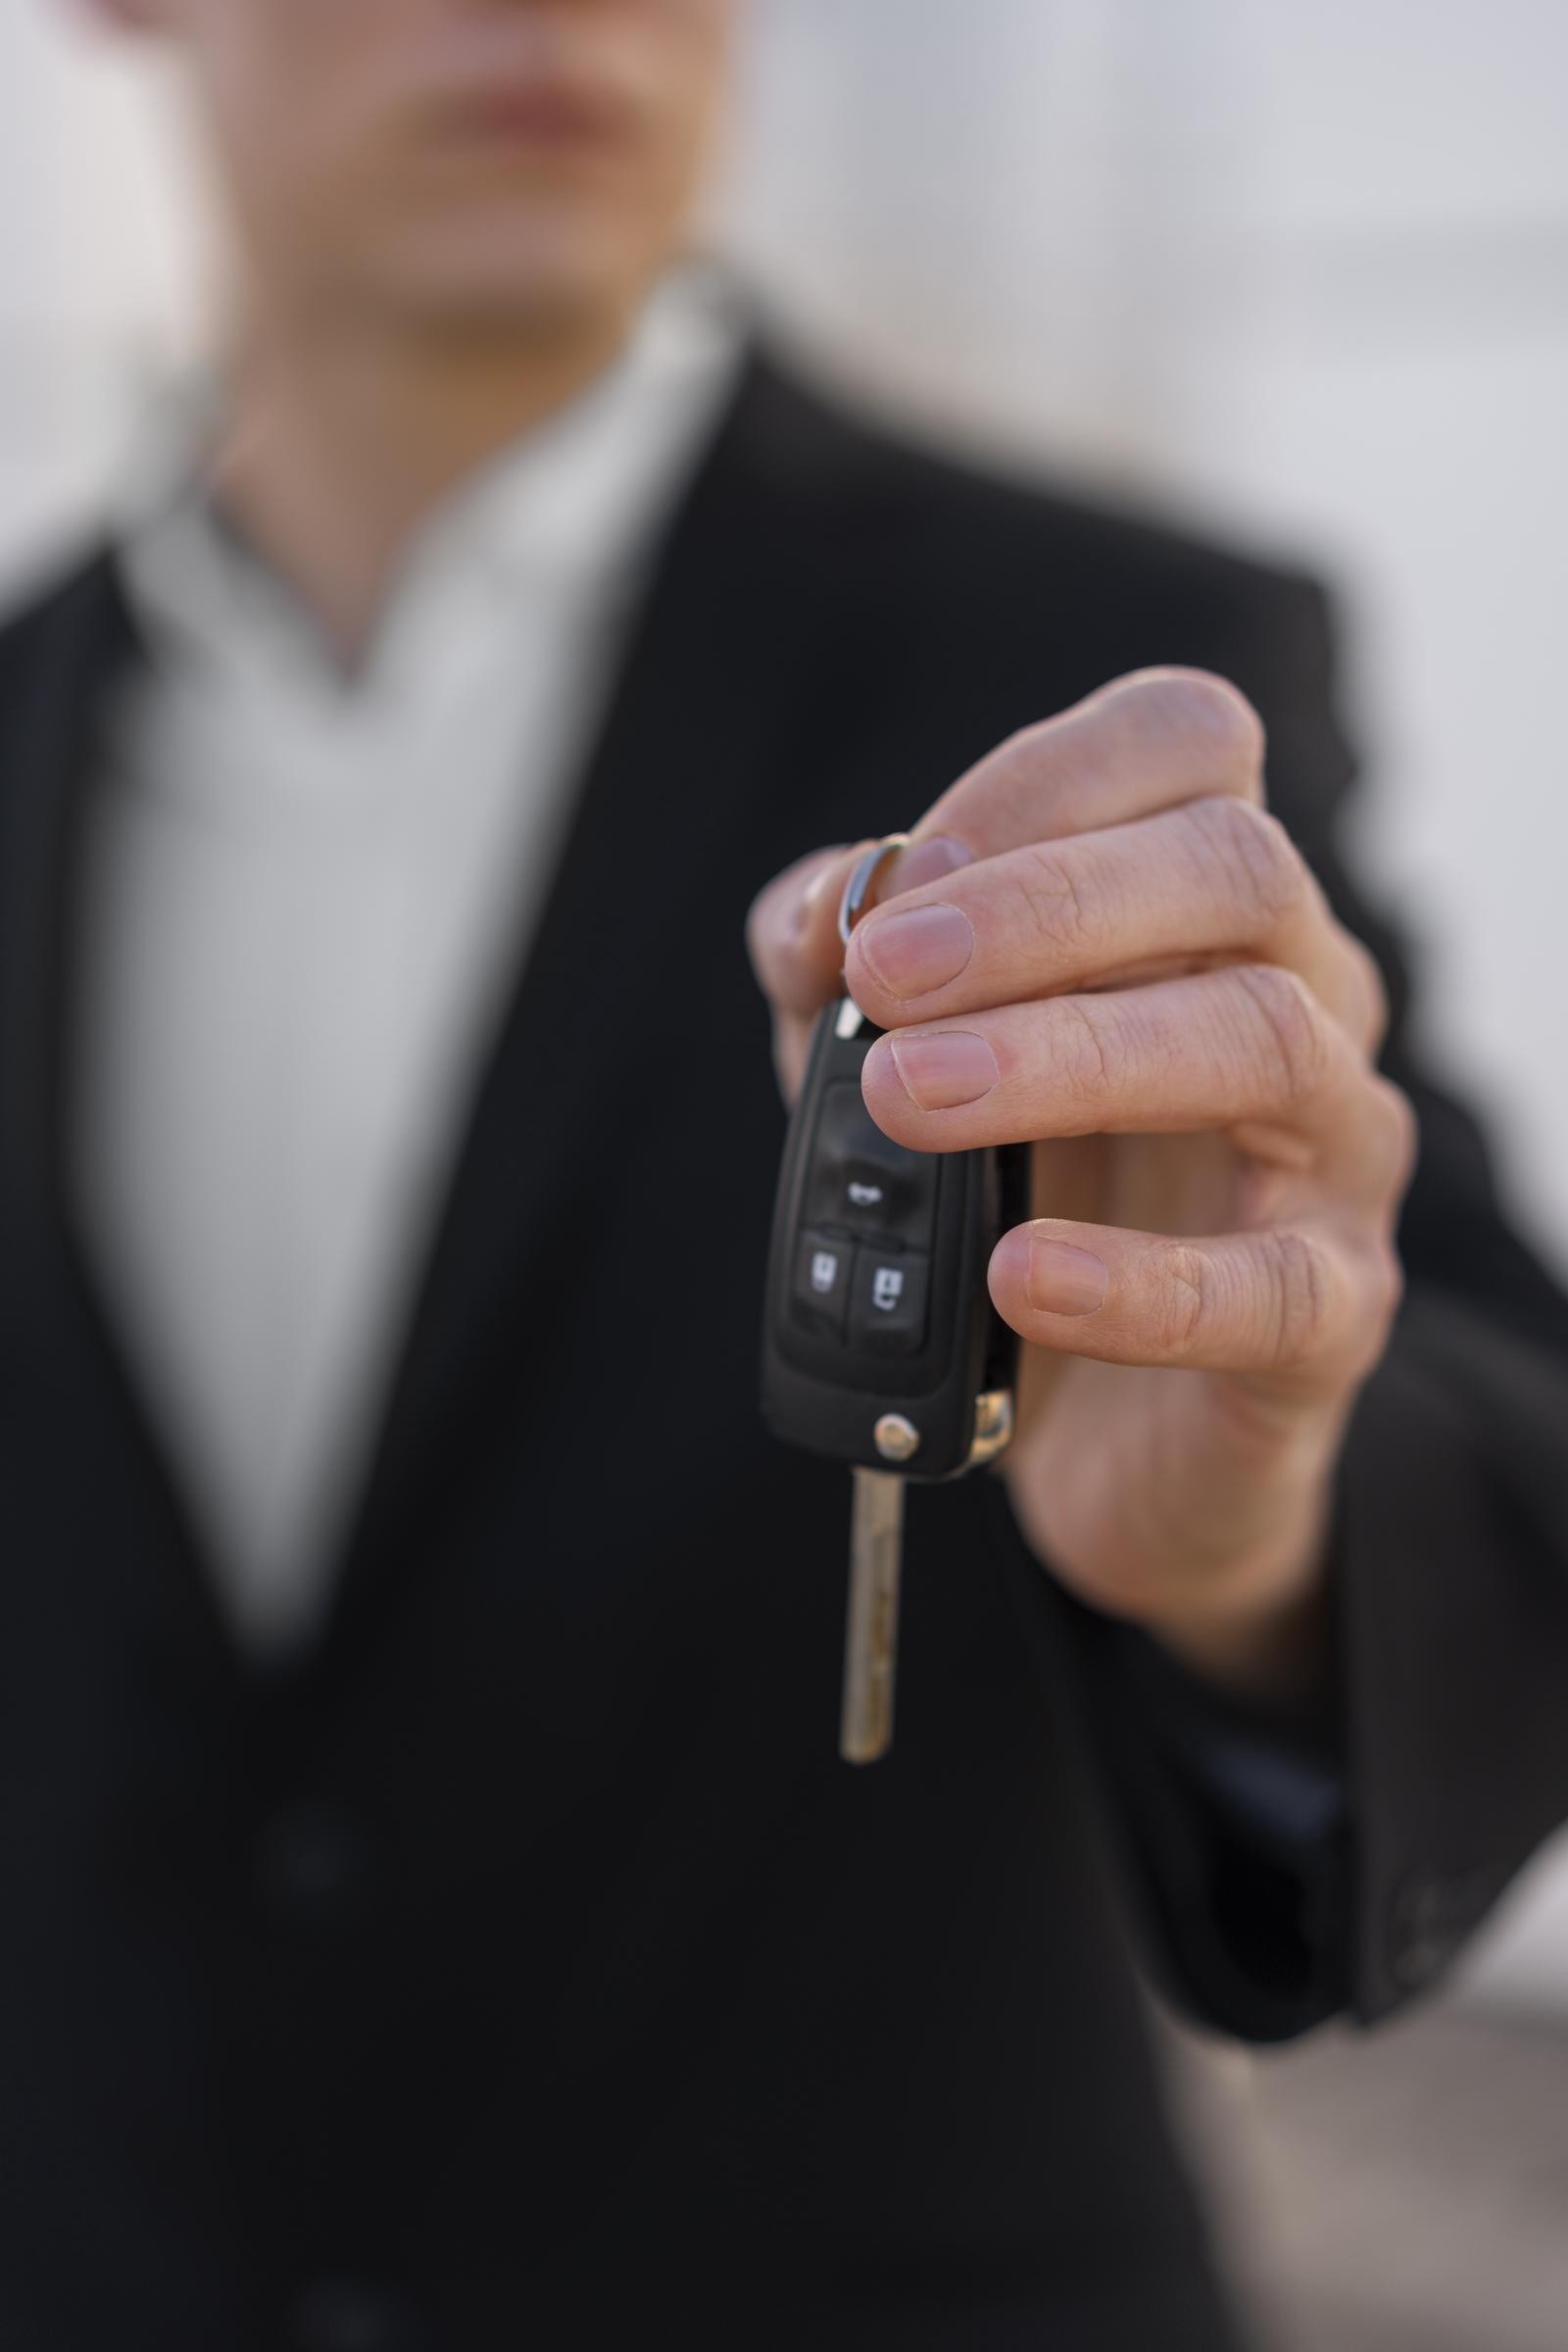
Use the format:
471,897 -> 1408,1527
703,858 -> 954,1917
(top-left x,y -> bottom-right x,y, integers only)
443,87 -> 629,151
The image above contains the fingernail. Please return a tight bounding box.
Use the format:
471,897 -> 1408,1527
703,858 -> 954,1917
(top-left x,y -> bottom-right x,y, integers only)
888,1030 -> 999,1109
889,835 -> 974,894
858,903 -> 975,999
1026,1238 -> 1107,1317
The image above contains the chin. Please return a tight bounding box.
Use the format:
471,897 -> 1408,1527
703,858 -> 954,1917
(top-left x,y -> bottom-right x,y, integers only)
365,205 -> 658,339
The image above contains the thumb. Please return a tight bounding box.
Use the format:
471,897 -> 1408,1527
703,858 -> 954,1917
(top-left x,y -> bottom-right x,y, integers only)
746,833 -> 975,1019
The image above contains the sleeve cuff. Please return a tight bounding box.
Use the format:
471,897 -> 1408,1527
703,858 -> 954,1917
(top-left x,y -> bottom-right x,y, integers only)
978,1468 -> 1355,2043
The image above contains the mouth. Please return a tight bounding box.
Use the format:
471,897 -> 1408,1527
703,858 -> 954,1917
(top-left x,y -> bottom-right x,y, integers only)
430,74 -> 637,155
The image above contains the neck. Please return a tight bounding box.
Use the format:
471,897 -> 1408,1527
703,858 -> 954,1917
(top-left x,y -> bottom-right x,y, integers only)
208,297 -> 639,665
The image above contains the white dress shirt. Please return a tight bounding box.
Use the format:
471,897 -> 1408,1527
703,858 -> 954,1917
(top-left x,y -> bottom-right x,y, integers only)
68,270 -> 745,1655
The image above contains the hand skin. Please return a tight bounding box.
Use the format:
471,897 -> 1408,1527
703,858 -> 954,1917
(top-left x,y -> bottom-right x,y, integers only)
746,670 -> 1418,1709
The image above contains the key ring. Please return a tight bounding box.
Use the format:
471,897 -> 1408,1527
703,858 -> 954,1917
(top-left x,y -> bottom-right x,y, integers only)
837,833 -> 911,949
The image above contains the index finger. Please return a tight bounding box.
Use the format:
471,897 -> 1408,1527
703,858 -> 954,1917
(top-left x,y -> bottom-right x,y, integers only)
749,668 -> 1266,1020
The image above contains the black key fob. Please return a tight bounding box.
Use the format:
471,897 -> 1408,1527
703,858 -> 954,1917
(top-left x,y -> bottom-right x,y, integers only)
759,835 -> 1029,1764
760,991 -> 1027,1482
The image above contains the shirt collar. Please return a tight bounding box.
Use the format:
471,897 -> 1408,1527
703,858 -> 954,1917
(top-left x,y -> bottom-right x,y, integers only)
447,259 -> 751,593
110,260 -> 753,696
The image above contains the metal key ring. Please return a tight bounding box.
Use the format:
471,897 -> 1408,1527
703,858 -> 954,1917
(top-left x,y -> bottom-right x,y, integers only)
837,833 -> 911,949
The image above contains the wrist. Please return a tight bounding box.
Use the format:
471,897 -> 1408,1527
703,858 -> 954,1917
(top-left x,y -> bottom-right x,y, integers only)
1135,1472 -> 1339,1710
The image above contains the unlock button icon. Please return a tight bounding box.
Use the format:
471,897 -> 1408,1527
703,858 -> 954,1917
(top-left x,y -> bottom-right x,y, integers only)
871,1265 -> 905,1312
849,1249 -> 930,1353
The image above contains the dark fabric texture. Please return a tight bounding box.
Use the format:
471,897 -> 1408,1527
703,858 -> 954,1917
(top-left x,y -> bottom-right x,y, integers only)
1,349 -> 1566,2352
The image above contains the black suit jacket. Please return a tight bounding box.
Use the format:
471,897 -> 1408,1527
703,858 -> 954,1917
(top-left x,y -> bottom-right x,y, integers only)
4,350 -> 1568,2352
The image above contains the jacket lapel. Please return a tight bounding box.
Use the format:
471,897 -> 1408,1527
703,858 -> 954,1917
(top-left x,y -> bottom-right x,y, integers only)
0,555 -> 248,1686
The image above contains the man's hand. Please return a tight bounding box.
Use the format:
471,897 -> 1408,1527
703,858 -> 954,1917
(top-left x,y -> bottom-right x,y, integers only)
746,670 -> 1417,1705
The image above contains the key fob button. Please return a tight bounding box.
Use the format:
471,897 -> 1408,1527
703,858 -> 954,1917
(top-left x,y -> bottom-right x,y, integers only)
849,1248 -> 930,1354
808,1082 -> 938,1241
793,1230 -> 857,1339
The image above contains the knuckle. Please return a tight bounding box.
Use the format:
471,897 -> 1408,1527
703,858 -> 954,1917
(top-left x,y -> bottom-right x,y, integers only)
745,848 -> 849,1014
1346,1240 -> 1405,1378
743,878 -> 780,972
1232,962 -> 1330,1105
1109,668 -> 1267,784
1189,797 -> 1304,926
743,868 -> 774,948
745,850 -> 823,963
972,718 -> 1083,835
1046,993 -> 1114,1099
1371,1075 -> 1421,1197
1259,1227 -> 1334,1368
743,898 -> 784,1000
1014,841 -> 1097,957
1348,932 -> 1392,1051
1373,1237 -> 1407,1326
1156,1245 -> 1211,1358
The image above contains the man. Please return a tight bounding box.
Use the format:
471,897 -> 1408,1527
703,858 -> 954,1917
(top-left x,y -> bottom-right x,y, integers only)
4,2 -> 1567,2346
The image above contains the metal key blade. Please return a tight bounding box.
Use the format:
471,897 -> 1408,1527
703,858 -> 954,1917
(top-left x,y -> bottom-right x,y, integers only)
839,1468 -> 906,1764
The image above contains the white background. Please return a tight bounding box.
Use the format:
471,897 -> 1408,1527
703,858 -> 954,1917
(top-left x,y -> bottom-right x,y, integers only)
5,0 -> 1566,2008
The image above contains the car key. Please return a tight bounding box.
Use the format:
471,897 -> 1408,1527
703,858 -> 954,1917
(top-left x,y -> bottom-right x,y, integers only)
760,836 -> 1028,1763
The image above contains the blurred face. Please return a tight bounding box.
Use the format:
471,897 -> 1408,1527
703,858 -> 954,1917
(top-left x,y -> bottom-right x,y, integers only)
129,0 -> 733,334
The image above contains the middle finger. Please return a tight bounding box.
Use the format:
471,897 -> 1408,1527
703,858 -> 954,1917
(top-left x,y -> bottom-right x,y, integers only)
860,960 -> 1407,1201
844,793 -> 1380,1049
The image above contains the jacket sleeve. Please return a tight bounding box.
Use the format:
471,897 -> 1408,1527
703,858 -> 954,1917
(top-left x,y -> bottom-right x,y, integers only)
998,570 -> 1568,2041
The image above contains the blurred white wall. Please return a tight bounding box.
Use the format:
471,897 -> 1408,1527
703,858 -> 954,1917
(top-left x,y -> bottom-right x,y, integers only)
4,0 -> 1567,2009
0,5 -> 210,565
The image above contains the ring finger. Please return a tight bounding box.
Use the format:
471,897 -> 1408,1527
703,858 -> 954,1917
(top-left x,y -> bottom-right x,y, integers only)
860,960 -> 1409,1200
